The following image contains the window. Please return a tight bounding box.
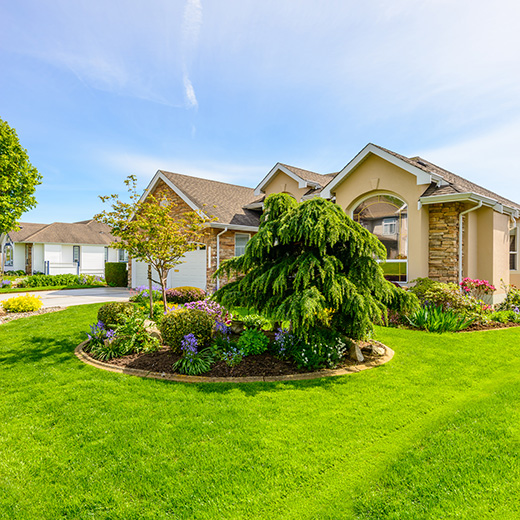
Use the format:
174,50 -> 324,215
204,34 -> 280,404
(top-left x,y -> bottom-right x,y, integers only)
510,228 -> 518,271
119,249 -> 129,262
104,247 -> 109,262
235,234 -> 250,256
73,245 -> 80,266
4,243 -> 13,267
382,218 -> 397,236
353,194 -> 408,282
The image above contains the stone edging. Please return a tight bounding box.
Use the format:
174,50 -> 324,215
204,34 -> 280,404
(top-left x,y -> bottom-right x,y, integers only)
74,341 -> 394,384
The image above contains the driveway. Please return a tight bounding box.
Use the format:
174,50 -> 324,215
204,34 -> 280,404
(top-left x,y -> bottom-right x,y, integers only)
0,287 -> 132,308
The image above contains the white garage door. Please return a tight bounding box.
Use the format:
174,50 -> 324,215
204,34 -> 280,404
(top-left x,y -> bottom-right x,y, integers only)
131,247 -> 207,290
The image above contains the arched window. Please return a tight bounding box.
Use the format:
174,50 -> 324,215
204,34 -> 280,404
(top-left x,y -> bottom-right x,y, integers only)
4,242 -> 13,267
353,194 -> 408,282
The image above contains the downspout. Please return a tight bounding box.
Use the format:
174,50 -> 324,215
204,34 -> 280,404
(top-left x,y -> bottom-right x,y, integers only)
216,227 -> 228,291
458,201 -> 482,286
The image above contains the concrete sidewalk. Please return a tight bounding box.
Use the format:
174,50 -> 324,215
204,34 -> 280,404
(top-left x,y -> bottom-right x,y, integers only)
0,287 -> 132,308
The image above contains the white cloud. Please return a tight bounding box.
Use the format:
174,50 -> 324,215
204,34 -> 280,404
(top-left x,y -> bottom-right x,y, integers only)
181,0 -> 203,109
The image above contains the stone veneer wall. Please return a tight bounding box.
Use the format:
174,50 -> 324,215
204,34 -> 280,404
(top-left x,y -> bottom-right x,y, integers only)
428,202 -> 465,283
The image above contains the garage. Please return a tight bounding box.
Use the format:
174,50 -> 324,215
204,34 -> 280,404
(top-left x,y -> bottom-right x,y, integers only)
131,246 -> 207,290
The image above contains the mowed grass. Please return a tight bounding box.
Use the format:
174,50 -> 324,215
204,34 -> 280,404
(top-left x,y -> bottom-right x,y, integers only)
1,305 -> 519,519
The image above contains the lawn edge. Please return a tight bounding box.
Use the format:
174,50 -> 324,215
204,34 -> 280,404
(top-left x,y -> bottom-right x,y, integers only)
75,341 -> 395,383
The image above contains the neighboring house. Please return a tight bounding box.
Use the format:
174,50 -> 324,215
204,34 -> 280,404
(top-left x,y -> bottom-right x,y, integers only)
135,143 -> 520,304
3,219 -> 123,277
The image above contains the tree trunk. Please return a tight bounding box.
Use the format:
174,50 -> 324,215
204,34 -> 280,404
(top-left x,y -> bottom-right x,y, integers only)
160,270 -> 168,313
147,264 -> 154,319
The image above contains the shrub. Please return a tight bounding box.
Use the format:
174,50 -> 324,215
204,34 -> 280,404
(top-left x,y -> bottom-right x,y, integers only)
177,299 -> 232,325
409,278 -> 436,302
97,301 -> 136,328
165,286 -> 206,304
496,284 -> 520,312
161,308 -> 214,352
407,305 -> 475,333
237,328 -> 270,356
1,280 -> 12,288
490,310 -> 520,324
105,262 -> 128,287
460,277 -> 496,302
2,294 -> 42,313
423,282 -> 481,314
290,330 -> 349,371
19,273 -> 81,288
172,334 -> 214,375
241,313 -> 271,330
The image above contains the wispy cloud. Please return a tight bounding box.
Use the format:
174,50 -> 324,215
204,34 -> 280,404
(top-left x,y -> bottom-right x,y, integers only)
181,0 -> 203,110
102,150 -> 267,187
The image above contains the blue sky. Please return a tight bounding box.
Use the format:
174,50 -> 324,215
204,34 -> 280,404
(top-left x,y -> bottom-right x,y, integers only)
2,0 -> 520,223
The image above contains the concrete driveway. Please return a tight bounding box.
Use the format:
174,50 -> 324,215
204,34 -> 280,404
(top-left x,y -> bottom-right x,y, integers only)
0,287 -> 132,308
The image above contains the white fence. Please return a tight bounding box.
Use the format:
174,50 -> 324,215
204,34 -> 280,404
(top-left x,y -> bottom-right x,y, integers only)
43,262 -> 104,277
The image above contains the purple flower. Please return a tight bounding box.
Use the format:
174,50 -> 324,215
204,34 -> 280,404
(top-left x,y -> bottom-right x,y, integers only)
215,320 -> 231,334
181,333 -> 198,357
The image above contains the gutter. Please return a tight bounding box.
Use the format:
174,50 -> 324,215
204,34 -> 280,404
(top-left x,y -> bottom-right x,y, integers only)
458,201 -> 482,286
215,227 -> 228,291
210,223 -> 259,233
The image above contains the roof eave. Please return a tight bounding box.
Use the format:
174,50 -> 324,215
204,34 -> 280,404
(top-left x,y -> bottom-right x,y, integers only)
209,223 -> 259,233
321,143 -> 434,199
254,163 -> 314,196
419,192 -> 519,217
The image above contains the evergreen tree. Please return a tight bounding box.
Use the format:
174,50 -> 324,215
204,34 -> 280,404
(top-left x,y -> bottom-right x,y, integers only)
214,193 -> 417,339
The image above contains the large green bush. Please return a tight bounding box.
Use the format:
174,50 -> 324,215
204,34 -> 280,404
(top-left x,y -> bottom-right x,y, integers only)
97,302 -> 136,328
214,193 -> 417,340
160,308 -> 214,352
105,262 -> 128,287
237,328 -> 270,356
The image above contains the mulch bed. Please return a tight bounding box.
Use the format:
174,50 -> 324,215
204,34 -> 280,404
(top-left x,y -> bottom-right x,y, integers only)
459,321 -> 520,332
94,341 -> 383,378
0,306 -> 65,325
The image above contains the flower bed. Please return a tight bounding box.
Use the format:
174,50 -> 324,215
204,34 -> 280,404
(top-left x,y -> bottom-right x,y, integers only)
83,299 -> 388,378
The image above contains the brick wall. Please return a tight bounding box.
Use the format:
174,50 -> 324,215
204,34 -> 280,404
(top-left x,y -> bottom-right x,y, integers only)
139,181 -> 255,293
428,202 -> 465,283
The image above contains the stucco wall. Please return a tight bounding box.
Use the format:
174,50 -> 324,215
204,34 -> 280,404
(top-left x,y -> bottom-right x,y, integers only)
334,154 -> 430,282
262,170 -> 308,201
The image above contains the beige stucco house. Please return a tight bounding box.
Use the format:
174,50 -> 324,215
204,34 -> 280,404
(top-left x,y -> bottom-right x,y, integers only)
136,144 -> 520,303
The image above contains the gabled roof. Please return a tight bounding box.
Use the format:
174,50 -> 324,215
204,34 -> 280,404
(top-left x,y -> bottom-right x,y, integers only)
8,220 -> 115,245
254,162 -> 337,197
158,170 -> 261,228
322,143 -> 520,214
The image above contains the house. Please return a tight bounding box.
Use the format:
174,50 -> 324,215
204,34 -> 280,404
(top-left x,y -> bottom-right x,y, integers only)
134,143 -> 520,304
3,219 -> 124,277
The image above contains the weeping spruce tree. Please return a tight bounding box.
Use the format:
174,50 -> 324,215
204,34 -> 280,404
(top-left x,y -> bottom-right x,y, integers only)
214,193 -> 417,340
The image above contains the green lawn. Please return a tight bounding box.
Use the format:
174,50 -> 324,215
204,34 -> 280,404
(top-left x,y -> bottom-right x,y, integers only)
1,305 -> 519,519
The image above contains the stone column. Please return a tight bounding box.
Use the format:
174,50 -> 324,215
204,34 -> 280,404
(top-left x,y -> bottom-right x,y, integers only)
428,202 -> 465,283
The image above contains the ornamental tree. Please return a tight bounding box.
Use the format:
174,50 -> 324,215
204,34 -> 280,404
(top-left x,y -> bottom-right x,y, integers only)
95,175 -> 208,311
0,118 -> 42,274
214,193 -> 417,339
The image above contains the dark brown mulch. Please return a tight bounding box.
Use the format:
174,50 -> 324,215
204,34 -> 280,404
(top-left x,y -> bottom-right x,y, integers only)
459,321 -> 520,332
95,344 -> 379,378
